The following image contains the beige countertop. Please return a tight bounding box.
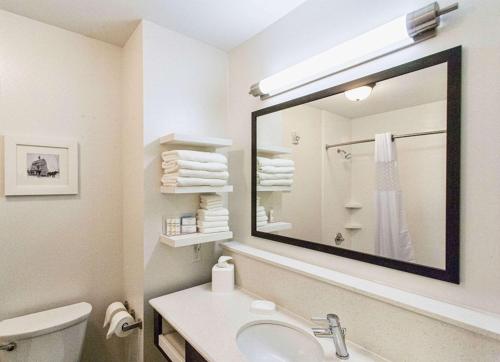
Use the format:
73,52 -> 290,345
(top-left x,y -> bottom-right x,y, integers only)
149,283 -> 387,362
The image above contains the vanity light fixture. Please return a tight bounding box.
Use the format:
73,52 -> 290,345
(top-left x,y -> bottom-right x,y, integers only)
345,84 -> 375,102
249,1 -> 458,99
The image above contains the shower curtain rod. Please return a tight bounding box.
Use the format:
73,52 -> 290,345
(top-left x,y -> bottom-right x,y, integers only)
325,129 -> 446,150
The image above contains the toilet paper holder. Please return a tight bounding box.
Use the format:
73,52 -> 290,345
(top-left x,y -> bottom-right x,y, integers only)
122,301 -> 143,331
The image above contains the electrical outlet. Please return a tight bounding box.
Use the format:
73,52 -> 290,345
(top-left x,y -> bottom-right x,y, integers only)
192,244 -> 202,263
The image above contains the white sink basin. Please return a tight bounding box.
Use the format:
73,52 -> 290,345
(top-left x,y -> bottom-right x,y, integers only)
236,321 -> 325,362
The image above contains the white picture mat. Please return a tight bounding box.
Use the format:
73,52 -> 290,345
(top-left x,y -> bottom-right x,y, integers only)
4,136 -> 78,195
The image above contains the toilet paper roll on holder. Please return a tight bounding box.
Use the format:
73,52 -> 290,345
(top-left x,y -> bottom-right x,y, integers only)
122,300 -> 143,331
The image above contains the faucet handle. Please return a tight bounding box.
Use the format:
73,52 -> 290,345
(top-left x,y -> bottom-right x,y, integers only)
311,316 -> 327,322
312,314 -> 340,326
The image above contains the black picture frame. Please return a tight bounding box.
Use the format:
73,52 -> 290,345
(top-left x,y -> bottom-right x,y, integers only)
251,46 -> 461,284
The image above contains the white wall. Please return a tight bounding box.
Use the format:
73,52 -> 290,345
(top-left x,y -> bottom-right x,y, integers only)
256,105 -> 324,241
141,20 -> 229,362
0,10 -> 125,362
121,22 -> 145,362
321,110 -> 352,247
279,106 -> 323,241
257,105 -> 323,241
227,0 -> 500,316
256,112 -> 284,148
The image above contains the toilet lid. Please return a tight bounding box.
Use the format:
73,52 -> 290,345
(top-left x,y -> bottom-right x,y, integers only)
0,302 -> 92,341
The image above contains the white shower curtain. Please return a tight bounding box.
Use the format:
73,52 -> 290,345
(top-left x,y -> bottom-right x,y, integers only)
374,133 -> 415,262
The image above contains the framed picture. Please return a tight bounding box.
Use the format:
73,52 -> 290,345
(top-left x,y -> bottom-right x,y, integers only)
4,136 -> 78,196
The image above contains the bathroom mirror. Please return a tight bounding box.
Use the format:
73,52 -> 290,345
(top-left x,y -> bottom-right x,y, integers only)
252,47 -> 461,283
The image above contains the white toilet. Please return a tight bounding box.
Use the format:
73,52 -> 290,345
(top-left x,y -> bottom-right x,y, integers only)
0,302 -> 92,362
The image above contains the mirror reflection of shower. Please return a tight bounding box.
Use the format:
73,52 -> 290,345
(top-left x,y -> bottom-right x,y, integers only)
337,148 -> 352,160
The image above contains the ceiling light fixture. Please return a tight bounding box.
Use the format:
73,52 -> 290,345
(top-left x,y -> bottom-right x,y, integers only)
249,1 -> 458,99
345,84 -> 375,102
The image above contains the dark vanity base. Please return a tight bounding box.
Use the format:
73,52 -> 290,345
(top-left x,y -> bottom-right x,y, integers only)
185,343 -> 208,362
154,309 -> 208,362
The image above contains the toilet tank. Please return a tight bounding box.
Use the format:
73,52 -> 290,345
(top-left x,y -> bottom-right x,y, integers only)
0,302 -> 92,362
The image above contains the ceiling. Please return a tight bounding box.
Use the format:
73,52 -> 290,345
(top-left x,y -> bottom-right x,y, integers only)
309,63 -> 448,119
0,0 -> 308,50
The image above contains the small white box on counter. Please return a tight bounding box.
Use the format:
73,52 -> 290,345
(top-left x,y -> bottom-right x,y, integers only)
181,216 -> 196,226
181,225 -> 197,234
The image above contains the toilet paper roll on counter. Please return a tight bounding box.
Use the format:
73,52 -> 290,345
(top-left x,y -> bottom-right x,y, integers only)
106,310 -> 135,339
103,302 -> 127,328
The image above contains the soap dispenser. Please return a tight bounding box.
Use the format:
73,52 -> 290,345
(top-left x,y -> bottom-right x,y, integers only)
212,256 -> 234,293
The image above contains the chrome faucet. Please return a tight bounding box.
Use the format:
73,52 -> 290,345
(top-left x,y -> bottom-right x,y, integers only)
311,314 -> 349,360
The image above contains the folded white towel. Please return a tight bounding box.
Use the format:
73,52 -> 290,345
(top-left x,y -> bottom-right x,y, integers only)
258,172 -> 293,180
163,160 -> 228,173
165,169 -> 229,180
197,208 -> 229,216
200,195 -> 223,209
201,199 -> 223,205
257,221 -> 268,227
197,220 -> 229,228
201,199 -> 223,204
257,157 -> 294,167
259,165 -> 295,174
162,176 -> 227,187
198,215 -> 229,222
256,206 -> 266,213
198,226 -> 230,234
257,215 -> 268,222
162,150 -> 227,164
200,203 -> 224,210
256,211 -> 267,218
259,179 -> 293,186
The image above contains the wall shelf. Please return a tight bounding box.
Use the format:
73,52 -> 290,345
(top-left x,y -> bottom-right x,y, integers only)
344,201 -> 362,209
161,185 -> 233,194
160,133 -> 232,148
257,222 -> 292,233
344,223 -> 362,230
257,145 -> 292,155
159,231 -> 233,248
257,185 -> 292,192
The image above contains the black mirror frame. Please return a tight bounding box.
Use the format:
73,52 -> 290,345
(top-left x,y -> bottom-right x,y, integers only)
251,46 -> 461,284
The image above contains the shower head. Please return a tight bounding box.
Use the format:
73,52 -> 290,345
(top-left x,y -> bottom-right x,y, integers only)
337,148 -> 352,160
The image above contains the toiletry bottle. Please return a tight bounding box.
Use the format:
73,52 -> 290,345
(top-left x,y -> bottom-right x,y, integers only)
269,209 -> 275,223
176,218 -> 181,235
169,218 -> 175,236
212,256 -> 234,293
166,219 -> 172,236
172,218 -> 177,235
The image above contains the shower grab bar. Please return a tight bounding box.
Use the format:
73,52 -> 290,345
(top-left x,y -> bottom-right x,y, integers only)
0,342 -> 16,352
325,129 -> 446,150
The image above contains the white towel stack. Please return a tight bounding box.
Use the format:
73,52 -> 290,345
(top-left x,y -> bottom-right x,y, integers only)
162,150 -> 229,187
257,157 -> 294,186
197,194 -> 230,234
256,205 -> 268,228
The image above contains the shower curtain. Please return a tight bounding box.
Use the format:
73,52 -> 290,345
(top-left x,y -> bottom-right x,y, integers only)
374,133 -> 415,262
